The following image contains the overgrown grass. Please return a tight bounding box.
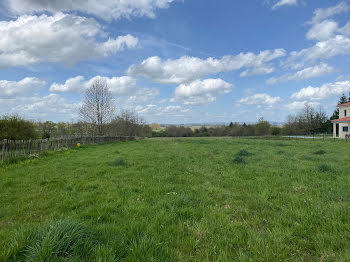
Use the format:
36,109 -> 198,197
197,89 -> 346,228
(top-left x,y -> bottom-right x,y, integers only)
5,220 -> 97,262
1,138 -> 350,261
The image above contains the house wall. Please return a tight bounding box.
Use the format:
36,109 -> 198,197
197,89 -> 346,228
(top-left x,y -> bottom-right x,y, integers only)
338,123 -> 350,139
339,105 -> 350,118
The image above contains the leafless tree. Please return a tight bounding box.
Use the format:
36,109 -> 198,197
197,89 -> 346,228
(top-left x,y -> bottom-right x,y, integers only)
79,78 -> 115,136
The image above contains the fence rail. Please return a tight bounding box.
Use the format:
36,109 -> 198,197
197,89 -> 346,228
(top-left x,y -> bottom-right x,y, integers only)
0,136 -> 136,162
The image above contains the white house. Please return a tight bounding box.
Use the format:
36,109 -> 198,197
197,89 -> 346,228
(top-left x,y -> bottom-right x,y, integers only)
331,102 -> 350,138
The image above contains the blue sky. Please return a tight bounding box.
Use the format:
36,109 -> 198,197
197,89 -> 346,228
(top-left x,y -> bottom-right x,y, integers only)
1,0 -> 350,124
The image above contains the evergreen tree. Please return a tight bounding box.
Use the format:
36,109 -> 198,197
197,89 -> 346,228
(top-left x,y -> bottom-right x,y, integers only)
330,93 -> 349,120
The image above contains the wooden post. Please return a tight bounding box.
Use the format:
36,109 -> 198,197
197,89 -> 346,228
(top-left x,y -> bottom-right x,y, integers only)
1,140 -> 6,162
37,140 -> 41,155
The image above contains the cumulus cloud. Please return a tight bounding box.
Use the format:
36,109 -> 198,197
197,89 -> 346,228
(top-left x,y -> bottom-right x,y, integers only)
127,49 -> 286,84
285,101 -> 321,110
238,93 -> 281,106
310,1 -> 349,25
290,81 -> 350,101
267,63 -> 334,85
1,94 -> 79,121
0,13 -> 138,68
285,35 -> 350,69
0,77 -> 46,98
306,20 -> 339,41
306,19 -> 350,41
174,79 -> 234,105
272,0 -> 298,10
5,0 -> 177,21
50,75 -> 138,96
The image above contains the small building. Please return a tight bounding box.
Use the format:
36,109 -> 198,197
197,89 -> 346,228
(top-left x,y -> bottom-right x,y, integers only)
331,102 -> 350,138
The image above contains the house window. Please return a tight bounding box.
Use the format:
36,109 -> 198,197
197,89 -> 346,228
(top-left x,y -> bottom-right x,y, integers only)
343,126 -> 349,132
345,110 -> 347,117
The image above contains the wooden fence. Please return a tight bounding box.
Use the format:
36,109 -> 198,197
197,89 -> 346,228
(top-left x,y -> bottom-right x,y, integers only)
0,136 -> 136,162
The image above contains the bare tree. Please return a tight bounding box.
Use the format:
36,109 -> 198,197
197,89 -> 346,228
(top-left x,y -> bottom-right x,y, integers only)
79,78 -> 115,136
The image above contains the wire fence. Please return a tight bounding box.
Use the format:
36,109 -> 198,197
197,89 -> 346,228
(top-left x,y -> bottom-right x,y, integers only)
0,136 -> 136,163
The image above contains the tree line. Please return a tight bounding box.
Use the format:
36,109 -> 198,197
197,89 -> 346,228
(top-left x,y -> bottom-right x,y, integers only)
1,78 -> 348,140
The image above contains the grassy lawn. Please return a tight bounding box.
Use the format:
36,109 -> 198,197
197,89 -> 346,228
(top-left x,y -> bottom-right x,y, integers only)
0,138 -> 350,261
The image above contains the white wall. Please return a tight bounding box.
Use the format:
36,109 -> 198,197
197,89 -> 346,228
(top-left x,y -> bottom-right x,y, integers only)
339,105 -> 350,118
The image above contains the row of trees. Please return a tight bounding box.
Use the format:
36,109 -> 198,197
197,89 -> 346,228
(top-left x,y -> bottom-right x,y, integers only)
152,118 -> 275,138
0,112 -> 151,141
152,102 -> 340,138
1,78 -> 347,140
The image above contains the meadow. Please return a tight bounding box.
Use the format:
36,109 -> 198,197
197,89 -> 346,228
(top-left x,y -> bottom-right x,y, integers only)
0,137 -> 349,261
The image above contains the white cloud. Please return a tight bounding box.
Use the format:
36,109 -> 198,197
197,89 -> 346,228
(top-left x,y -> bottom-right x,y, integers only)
0,13 -> 138,68
267,63 -> 334,85
291,81 -> 350,101
238,93 -> 281,106
6,0 -> 177,21
310,1 -> 349,25
0,77 -> 46,98
272,0 -> 298,10
127,49 -> 286,84
50,76 -> 138,96
306,19 -> 350,42
1,94 -> 79,121
306,20 -> 339,41
174,79 -> 234,105
285,101 -> 321,110
118,88 -> 160,105
285,35 -> 350,69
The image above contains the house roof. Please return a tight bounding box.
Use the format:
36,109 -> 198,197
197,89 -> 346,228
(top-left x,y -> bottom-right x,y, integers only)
339,102 -> 350,106
331,116 -> 350,122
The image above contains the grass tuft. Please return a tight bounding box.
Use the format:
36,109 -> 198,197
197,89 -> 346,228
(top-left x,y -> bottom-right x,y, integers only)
231,149 -> 253,164
317,163 -> 332,173
232,155 -> 247,164
6,220 -> 97,262
236,149 -> 253,157
314,150 -> 326,155
112,158 -> 127,167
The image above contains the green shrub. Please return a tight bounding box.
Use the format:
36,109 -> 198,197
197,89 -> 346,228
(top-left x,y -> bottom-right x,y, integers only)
270,126 -> 282,136
6,220 -> 97,261
0,115 -> 38,140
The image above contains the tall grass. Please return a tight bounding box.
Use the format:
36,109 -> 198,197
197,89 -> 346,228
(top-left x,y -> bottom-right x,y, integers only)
6,220 -> 97,262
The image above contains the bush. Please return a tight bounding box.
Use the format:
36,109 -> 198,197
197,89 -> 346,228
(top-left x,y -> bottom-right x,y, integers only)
270,126 -> 282,136
254,118 -> 271,136
0,115 -> 38,140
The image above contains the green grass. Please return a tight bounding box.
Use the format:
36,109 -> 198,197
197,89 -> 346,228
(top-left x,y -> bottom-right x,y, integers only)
0,138 -> 350,261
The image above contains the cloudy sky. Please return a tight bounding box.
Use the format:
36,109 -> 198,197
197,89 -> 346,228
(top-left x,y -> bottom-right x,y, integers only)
1,0 -> 350,124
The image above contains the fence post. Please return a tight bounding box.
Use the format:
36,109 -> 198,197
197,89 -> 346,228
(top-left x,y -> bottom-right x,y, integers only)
1,139 -> 6,162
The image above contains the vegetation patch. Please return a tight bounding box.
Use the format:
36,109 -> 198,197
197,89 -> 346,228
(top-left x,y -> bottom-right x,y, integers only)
232,155 -> 247,164
6,220 -> 97,262
1,138 -> 350,261
317,163 -> 333,173
231,149 -> 253,164
314,150 -> 327,155
236,149 -> 253,157
112,158 -> 127,167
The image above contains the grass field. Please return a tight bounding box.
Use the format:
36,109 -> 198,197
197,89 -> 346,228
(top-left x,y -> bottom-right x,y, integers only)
0,138 -> 350,261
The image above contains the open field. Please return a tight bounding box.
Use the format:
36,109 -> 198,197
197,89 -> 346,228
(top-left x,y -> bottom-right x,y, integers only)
0,138 -> 350,261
